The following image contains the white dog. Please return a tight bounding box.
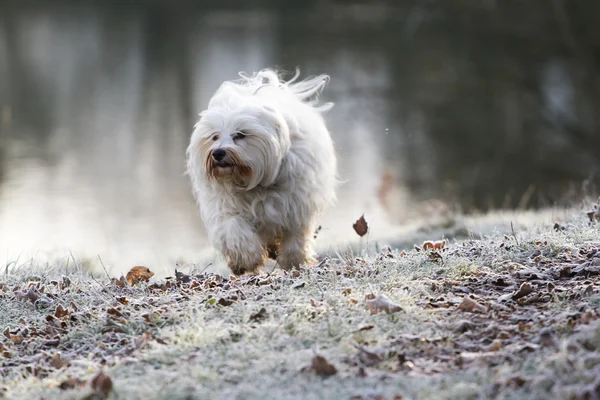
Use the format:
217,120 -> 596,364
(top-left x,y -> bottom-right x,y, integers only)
186,69 -> 337,275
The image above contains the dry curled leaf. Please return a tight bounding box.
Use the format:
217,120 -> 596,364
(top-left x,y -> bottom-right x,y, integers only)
512,282 -> 535,300
249,308 -> 268,322
422,240 -> 446,251
55,304 -> 69,318
457,296 -> 486,313
126,266 -> 155,285
110,276 -> 127,288
356,345 -> 383,366
312,355 -> 337,377
51,352 -> 69,369
15,286 -> 40,303
353,215 -> 368,237
90,370 -> 113,398
59,378 -> 86,390
365,294 -> 402,315
175,269 -> 191,283
10,335 -> 24,345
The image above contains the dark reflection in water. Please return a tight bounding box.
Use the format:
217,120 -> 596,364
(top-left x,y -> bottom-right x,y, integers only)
1,1 -> 599,273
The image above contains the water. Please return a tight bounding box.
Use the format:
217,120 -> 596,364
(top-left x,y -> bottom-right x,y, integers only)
1,1 -> 598,274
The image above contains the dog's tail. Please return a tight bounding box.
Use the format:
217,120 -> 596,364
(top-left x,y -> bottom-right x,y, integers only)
239,68 -> 334,112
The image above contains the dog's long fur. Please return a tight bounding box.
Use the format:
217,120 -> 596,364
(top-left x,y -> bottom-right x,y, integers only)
186,69 -> 337,274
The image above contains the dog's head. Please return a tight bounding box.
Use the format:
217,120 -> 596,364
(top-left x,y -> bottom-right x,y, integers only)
188,83 -> 291,191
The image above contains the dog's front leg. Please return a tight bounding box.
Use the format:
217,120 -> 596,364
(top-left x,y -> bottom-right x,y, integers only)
278,226 -> 316,270
210,218 -> 266,275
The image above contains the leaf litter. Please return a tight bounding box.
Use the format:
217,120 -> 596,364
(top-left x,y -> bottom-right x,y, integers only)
1,212 -> 600,399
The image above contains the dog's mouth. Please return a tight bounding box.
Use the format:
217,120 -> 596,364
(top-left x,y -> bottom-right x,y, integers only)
215,161 -> 233,169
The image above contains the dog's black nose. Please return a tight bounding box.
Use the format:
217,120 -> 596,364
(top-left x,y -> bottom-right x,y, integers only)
212,149 -> 226,162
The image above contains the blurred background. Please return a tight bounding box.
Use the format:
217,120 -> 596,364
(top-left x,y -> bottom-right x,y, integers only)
1,0 -> 599,274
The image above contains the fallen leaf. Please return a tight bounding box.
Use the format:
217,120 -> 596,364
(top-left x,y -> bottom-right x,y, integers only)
59,378 -> 86,390
453,319 -> 476,333
51,352 -> 68,369
456,297 -> 486,313
312,355 -> 337,377
175,269 -> 191,283
512,282 -> 535,300
42,338 -> 60,348
116,296 -> 129,305
107,308 -> 123,318
10,335 -> 24,345
353,215 -> 368,237
586,210 -> 600,223
15,286 -> 40,303
55,304 -> 69,318
423,240 -> 446,251
356,345 -> 383,366
292,281 -> 306,289
358,325 -> 375,332
217,297 -> 235,307
90,370 -> 113,398
249,308 -> 268,322
365,294 -> 402,315
126,266 -> 155,285
110,276 -> 127,288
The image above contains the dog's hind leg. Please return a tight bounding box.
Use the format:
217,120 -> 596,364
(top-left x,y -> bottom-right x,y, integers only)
277,226 -> 316,270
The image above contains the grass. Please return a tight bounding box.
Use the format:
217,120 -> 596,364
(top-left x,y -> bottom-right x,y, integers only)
1,207 -> 600,400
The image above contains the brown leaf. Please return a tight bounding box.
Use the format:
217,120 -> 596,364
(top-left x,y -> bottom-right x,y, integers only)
292,281 -> 306,289
358,325 -> 375,332
456,296 -> 486,313
55,304 -> 69,318
126,266 -> 155,285
51,352 -> 69,369
107,307 -> 124,318
353,215 -> 368,237
110,276 -> 127,288
365,294 -> 402,315
423,240 -> 446,251
312,355 -> 337,377
249,308 -> 268,322
59,378 -> 86,390
356,345 -> 383,366
512,282 -> 535,300
586,210 -> 600,223
15,286 -> 40,303
217,297 -> 235,307
90,370 -> 113,398
42,338 -> 60,348
10,335 -> 24,345
175,269 -> 191,283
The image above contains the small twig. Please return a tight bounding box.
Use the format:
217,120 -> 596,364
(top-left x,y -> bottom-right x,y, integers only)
69,250 -> 80,272
200,262 -> 212,273
97,255 -> 112,280
510,221 -> 519,246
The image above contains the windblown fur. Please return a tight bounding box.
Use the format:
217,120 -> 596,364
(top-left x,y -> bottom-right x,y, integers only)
186,69 -> 337,274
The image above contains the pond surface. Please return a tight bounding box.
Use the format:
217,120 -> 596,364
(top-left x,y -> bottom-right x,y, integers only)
1,1 -> 598,273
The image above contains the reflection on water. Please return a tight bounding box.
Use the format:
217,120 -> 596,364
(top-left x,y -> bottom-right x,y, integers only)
1,2 -> 598,275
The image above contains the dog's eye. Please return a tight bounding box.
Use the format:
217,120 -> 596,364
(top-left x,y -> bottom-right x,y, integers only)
234,131 -> 247,140
211,134 -> 220,141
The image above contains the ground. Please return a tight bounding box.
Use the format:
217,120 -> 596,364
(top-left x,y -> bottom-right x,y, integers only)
1,207 -> 600,400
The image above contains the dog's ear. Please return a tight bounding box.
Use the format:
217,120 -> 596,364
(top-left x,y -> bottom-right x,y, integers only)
262,105 -> 290,152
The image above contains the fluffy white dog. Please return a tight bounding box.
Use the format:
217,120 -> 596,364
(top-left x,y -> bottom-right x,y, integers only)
186,69 -> 337,275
